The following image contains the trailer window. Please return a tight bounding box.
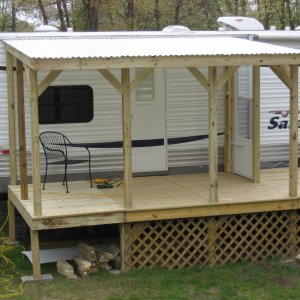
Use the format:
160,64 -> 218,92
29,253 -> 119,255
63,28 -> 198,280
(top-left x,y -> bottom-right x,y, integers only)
38,85 -> 93,124
135,69 -> 155,103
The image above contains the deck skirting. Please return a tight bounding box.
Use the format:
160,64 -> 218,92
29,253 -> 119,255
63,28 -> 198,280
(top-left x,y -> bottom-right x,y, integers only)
122,209 -> 300,270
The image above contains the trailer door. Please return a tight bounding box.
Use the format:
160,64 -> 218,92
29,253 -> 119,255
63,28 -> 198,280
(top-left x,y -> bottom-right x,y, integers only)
233,67 -> 253,179
131,69 -> 167,173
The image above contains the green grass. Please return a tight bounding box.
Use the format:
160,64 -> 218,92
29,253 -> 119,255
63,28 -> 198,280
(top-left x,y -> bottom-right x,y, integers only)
1,217 -> 300,300
2,244 -> 300,300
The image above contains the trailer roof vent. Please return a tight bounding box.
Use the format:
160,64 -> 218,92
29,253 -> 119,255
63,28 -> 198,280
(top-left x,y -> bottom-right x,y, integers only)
35,25 -> 59,32
162,25 -> 191,33
217,16 -> 264,31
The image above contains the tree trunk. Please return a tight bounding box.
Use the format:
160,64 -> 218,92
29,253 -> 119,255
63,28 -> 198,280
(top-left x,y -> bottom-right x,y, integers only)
56,0 -> 67,31
154,0 -> 160,30
174,0 -> 183,24
38,0 -> 49,25
62,0 -> 71,28
11,0 -> 16,31
88,0 -> 99,31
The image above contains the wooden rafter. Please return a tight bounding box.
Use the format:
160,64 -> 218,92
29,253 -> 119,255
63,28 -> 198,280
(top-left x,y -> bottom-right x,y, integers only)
216,66 -> 238,90
98,69 -> 123,94
130,68 -> 153,92
187,67 -> 209,91
38,70 -> 62,96
270,65 -> 292,90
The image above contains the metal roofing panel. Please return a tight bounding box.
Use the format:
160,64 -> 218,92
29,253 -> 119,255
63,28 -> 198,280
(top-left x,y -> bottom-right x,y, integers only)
4,36 -> 300,60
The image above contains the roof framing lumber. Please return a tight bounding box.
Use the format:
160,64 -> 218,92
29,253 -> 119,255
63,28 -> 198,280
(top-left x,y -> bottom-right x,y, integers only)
38,70 -> 62,96
130,68 -> 153,92
216,66 -> 238,90
7,51 -> 300,71
98,69 -> 123,94
270,65 -> 292,90
187,67 -> 209,91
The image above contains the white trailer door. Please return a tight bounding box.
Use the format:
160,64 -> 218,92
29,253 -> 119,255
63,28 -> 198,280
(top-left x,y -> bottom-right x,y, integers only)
131,69 -> 167,172
233,67 -> 253,179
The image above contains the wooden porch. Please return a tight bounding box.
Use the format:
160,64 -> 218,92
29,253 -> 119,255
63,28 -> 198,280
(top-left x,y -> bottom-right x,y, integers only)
8,168 -> 299,231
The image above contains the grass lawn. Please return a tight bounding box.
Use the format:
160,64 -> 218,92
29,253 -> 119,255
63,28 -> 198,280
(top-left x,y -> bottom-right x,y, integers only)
1,242 -> 300,300
1,216 -> 300,300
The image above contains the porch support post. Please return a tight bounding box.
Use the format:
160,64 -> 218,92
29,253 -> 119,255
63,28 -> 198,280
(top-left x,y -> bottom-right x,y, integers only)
30,229 -> 41,280
28,68 -> 42,216
121,68 -> 133,209
16,59 -> 28,199
224,68 -> 235,174
6,51 -> 17,242
289,65 -> 298,197
252,66 -> 260,183
208,66 -> 218,203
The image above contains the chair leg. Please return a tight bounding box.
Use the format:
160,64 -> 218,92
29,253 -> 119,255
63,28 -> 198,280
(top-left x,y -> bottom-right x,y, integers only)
43,163 -> 48,190
88,159 -> 92,188
64,160 -> 69,193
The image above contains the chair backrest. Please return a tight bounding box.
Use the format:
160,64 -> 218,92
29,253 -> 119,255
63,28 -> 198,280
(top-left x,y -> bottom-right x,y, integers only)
39,131 -> 70,160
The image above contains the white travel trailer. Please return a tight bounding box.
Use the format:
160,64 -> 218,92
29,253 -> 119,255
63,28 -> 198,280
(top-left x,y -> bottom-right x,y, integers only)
1,17 -> 300,193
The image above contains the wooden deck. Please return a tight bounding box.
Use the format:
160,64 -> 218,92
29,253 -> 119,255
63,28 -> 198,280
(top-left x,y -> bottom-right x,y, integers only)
8,168 -> 300,230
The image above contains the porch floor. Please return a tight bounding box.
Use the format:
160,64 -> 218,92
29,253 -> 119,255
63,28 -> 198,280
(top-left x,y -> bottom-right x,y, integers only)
8,168 -> 299,229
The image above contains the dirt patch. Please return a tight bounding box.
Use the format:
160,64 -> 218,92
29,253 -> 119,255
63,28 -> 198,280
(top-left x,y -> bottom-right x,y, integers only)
273,274 -> 298,288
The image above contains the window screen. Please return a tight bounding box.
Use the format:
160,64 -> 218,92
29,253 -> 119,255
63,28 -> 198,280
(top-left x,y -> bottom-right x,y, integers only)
39,85 -> 93,124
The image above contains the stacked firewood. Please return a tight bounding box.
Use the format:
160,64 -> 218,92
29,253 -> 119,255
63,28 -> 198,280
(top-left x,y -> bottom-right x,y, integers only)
56,242 -> 120,278
73,242 -> 120,278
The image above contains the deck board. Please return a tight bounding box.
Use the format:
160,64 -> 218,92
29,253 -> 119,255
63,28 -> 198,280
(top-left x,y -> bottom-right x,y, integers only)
8,168 -> 300,228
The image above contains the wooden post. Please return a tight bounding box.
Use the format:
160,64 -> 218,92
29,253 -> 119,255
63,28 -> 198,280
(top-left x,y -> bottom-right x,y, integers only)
224,69 -> 234,174
252,66 -> 260,183
16,59 -> 28,199
121,68 -> 133,209
289,65 -> 298,197
7,51 -> 17,185
30,229 -> 41,280
28,68 -> 42,216
119,223 -> 126,272
208,66 -> 218,203
6,51 -> 17,242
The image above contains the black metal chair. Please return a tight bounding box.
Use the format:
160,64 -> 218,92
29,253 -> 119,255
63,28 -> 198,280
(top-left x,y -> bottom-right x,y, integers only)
39,131 -> 92,193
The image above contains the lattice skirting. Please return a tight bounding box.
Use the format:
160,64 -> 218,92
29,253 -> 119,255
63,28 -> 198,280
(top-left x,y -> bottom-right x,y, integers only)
122,210 -> 300,270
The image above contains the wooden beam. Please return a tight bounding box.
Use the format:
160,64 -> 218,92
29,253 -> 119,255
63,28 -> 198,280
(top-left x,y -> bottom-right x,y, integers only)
270,65 -> 291,90
216,66 -> 238,90
121,69 -> 133,209
16,59 -> 28,199
187,67 -> 209,91
98,69 -> 123,94
6,52 -> 17,242
19,54 -> 300,71
224,68 -> 235,174
289,65 -> 298,197
28,68 -> 42,216
130,68 -> 153,92
208,66 -> 218,203
252,66 -> 260,183
125,199 -> 298,222
38,70 -> 62,96
6,51 -> 17,186
30,229 -> 41,280
119,224 -> 126,272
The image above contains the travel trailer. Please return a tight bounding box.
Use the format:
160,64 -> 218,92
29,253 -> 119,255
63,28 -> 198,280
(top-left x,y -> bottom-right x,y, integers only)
1,17 -> 300,194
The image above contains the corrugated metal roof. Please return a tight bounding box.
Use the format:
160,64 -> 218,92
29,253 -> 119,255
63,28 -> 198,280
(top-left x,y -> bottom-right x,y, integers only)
5,36 -> 300,60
